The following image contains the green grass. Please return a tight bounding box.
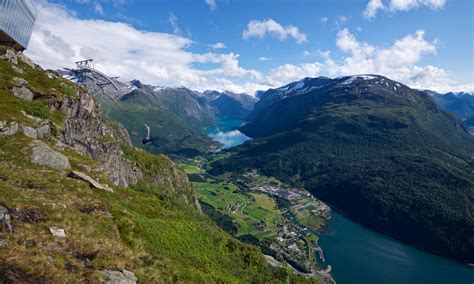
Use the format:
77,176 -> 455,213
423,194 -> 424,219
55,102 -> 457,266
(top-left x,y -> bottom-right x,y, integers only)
193,181 -> 246,210
0,59 -> 70,127
194,181 -> 282,240
255,175 -> 269,183
0,51 -> 321,283
179,163 -> 201,174
0,134 -> 293,283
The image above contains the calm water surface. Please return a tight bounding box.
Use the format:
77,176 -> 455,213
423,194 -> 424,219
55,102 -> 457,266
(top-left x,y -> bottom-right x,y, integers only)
206,118 -> 251,149
207,118 -> 474,284
318,211 -> 474,284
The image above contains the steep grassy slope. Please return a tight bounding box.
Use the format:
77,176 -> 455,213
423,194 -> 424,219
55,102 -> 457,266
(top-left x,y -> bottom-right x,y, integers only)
0,138 -> 295,282
212,75 -> 474,264
0,48 -> 317,283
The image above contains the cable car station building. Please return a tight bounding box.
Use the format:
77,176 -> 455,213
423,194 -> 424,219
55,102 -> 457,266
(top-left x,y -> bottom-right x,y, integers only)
0,0 -> 37,51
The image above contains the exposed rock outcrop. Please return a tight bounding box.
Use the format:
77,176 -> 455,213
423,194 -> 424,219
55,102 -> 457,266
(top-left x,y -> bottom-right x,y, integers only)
68,171 -> 114,192
0,205 -> 12,232
50,88 -> 142,187
12,86 -> 34,101
0,121 -> 19,136
100,269 -> 137,284
30,141 -> 71,170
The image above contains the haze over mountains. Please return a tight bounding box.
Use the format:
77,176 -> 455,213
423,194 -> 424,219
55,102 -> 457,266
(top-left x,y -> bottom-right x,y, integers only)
211,74 -> 474,264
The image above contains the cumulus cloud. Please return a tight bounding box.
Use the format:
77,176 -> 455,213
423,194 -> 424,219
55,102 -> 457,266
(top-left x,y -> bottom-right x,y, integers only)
364,0 -> 446,19
267,63 -> 322,85
266,28 -> 471,93
25,1 -> 470,95
242,19 -> 308,44
364,0 -> 384,18
26,1 -> 269,94
209,42 -> 226,49
258,57 -> 271,61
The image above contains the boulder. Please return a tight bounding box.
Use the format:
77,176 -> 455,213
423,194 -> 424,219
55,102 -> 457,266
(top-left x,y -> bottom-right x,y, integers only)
0,205 -> 12,232
0,49 -> 18,65
12,64 -> 24,74
20,110 -> 44,124
12,86 -> 34,101
12,77 -> 27,87
68,171 -> 113,192
22,125 -> 37,138
36,124 -> 51,139
17,53 -> 38,70
31,141 -> 71,170
48,227 -> 66,238
0,122 -> 19,136
100,270 -> 137,284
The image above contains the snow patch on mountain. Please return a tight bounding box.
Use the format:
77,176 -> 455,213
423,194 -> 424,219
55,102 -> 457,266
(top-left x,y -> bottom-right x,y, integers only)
340,75 -> 378,85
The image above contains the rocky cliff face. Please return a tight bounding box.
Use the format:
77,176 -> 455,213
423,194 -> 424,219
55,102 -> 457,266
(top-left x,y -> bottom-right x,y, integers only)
50,84 -> 142,187
0,47 -> 194,194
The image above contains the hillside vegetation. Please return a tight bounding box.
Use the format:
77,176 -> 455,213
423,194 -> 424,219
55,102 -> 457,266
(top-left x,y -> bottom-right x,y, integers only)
105,93 -> 219,158
0,47 -> 316,283
212,75 -> 474,264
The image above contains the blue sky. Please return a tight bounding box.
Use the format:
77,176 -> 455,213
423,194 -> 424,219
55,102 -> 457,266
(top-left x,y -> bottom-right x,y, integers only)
27,0 -> 473,94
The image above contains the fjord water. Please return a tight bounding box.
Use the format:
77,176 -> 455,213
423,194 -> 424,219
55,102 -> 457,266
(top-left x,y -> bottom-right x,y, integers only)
319,211 -> 474,284
206,118 -> 251,149
206,118 -> 474,284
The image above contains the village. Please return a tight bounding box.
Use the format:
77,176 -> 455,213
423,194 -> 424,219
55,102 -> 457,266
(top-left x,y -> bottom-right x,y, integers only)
188,163 -> 334,283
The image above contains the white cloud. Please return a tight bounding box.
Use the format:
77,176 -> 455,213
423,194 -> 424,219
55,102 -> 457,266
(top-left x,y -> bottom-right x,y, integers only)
389,0 -> 446,11
258,28 -> 472,93
25,1 -> 268,94
364,0 -> 446,19
364,0 -> 384,18
242,19 -> 308,44
326,28 -> 439,82
209,42 -> 226,49
303,50 -> 330,58
268,63 -> 322,85
258,56 -> 271,61
168,12 -> 181,35
25,1 -> 471,95
321,17 -> 328,23
205,0 -> 217,10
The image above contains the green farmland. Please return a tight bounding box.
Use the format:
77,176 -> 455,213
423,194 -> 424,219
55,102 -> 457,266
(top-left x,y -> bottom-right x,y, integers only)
193,181 -> 283,240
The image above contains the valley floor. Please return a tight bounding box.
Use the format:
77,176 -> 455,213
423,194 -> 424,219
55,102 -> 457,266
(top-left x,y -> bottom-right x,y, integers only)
180,157 -> 335,284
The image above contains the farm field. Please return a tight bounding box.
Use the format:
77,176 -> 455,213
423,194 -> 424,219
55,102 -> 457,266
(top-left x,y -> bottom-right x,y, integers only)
193,180 -> 283,240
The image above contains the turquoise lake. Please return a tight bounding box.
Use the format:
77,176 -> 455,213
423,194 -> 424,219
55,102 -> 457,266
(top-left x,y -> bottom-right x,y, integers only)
207,118 -> 474,284
206,118 -> 251,149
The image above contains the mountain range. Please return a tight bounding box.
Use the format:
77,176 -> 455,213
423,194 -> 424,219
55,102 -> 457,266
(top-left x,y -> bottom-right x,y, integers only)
211,74 -> 474,264
60,70 -> 257,158
428,91 -> 474,120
